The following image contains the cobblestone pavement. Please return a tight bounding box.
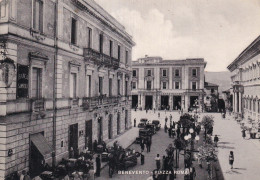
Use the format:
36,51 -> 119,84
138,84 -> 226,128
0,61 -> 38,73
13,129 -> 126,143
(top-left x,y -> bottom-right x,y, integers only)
212,113 -> 260,180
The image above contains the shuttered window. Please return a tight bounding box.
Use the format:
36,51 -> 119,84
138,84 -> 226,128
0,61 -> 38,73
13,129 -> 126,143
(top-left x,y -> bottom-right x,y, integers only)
32,68 -> 42,99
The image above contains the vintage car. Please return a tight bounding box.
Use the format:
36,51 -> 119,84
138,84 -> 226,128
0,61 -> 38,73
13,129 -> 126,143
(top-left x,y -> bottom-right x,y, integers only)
145,124 -> 156,135
137,122 -> 146,128
152,120 -> 161,131
135,129 -> 150,144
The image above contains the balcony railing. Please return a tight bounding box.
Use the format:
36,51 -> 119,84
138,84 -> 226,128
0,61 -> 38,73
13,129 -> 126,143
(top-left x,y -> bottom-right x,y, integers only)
186,89 -> 204,93
83,48 -> 120,69
31,98 -> 45,112
82,96 -> 120,110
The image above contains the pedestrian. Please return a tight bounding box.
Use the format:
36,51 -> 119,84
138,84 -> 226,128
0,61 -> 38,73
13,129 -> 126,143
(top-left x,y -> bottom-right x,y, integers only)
242,129 -> 246,139
146,109 -> 148,114
158,112 -> 160,118
190,167 -> 196,180
214,135 -> 219,147
154,108 -> 156,113
165,116 -> 168,124
146,137 -> 151,153
20,170 -> 26,180
172,121 -> 175,129
141,151 -> 145,165
69,147 -> 74,158
155,154 -> 161,170
134,118 -> 136,127
164,124 -> 168,133
140,139 -> 145,152
170,114 -> 172,121
229,151 -> 234,169
177,128 -> 180,138
198,154 -> 202,168
23,172 -> 31,180
168,127 -> 172,138
95,155 -> 101,177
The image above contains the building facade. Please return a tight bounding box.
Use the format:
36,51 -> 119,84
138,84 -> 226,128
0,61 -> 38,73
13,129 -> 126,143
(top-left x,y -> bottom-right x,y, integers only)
131,56 -> 206,112
227,35 -> 260,129
204,82 -> 219,112
0,0 -> 134,178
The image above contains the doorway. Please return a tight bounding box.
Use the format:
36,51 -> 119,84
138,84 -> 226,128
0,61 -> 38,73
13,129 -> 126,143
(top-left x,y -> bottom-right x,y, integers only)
97,117 -> 103,143
108,115 -> 113,139
85,120 -> 92,151
161,96 -> 169,110
69,124 -> 78,158
29,132 -> 44,177
173,96 -> 182,110
132,95 -> 138,108
117,113 -> 120,135
125,110 -> 128,130
190,96 -> 199,107
145,96 -> 153,110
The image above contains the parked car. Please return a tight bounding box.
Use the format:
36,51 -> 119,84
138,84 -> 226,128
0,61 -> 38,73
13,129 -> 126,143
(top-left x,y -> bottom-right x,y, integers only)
140,118 -> 148,124
152,120 -> 161,131
135,129 -> 150,144
145,124 -> 156,135
138,122 -> 146,128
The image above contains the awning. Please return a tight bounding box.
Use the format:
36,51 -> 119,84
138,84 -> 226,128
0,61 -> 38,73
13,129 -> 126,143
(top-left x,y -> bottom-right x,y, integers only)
30,133 -> 53,157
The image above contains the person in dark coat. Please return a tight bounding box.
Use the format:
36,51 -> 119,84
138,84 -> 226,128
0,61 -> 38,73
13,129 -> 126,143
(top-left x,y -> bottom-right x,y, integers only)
140,139 -> 145,151
141,151 -> 145,165
134,118 -> 136,127
214,135 -> 219,147
168,127 -> 172,138
146,137 -> 151,153
177,128 -> 180,138
164,124 -> 168,133
242,129 -> 246,139
229,151 -> 234,169
95,155 -> 101,177
172,121 -> 176,129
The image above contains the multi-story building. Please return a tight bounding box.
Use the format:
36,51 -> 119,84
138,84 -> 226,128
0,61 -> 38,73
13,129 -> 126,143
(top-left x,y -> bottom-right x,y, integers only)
131,56 -> 206,112
0,0 -> 134,178
227,35 -> 260,127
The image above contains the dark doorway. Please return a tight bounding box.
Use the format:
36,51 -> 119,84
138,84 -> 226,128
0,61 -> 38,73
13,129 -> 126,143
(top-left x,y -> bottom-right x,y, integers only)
161,96 -> 169,110
190,96 -> 199,107
173,96 -> 182,110
132,95 -> 138,108
108,115 -> 113,139
117,113 -> 120,135
29,132 -> 44,177
145,96 -> 153,110
125,110 -> 128,130
69,124 -> 78,158
97,117 -> 103,143
85,120 -> 92,151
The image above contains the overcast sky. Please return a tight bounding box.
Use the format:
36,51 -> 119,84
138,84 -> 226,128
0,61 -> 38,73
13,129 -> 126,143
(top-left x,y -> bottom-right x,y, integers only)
95,0 -> 260,71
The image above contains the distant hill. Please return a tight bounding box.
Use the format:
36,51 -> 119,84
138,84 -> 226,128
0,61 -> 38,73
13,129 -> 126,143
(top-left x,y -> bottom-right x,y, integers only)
205,71 -> 231,94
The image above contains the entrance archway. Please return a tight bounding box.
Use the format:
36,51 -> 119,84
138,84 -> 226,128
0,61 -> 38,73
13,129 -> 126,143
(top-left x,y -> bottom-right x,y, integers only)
173,96 -> 182,110
161,95 -> 169,110
145,96 -> 153,110
132,95 -> 138,108
97,117 -> 103,143
117,113 -> 120,135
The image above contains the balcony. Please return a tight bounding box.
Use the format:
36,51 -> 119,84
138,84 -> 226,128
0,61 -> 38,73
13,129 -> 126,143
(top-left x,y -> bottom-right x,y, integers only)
83,48 -> 119,69
31,98 -> 45,112
82,96 -> 120,110
186,89 -> 204,94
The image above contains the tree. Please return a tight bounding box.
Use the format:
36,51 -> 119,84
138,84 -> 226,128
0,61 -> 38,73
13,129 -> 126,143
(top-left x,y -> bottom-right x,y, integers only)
201,115 -> 214,139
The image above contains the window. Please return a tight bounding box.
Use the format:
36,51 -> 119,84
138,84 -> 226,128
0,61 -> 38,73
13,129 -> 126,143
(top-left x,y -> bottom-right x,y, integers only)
258,101 -> 260,113
118,45 -> 121,60
71,18 -> 77,45
32,67 -> 42,99
99,34 -> 103,53
175,69 -> 180,77
87,27 -> 92,48
86,75 -> 91,97
162,69 -> 167,77
132,82 -> 136,89
162,82 -> 167,89
147,81 -> 152,90
125,81 -> 128,95
192,69 -> 197,77
70,73 -> 77,98
33,0 -> 43,32
175,82 -> 180,89
133,70 -> 137,77
99,77 -> 103,95
192,82 -> 197,90
109,78 -> 112,96
118,80 -> 121,95
147,70 -> 151,76
109,40 -> 113,57
125,50 -> 128,64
